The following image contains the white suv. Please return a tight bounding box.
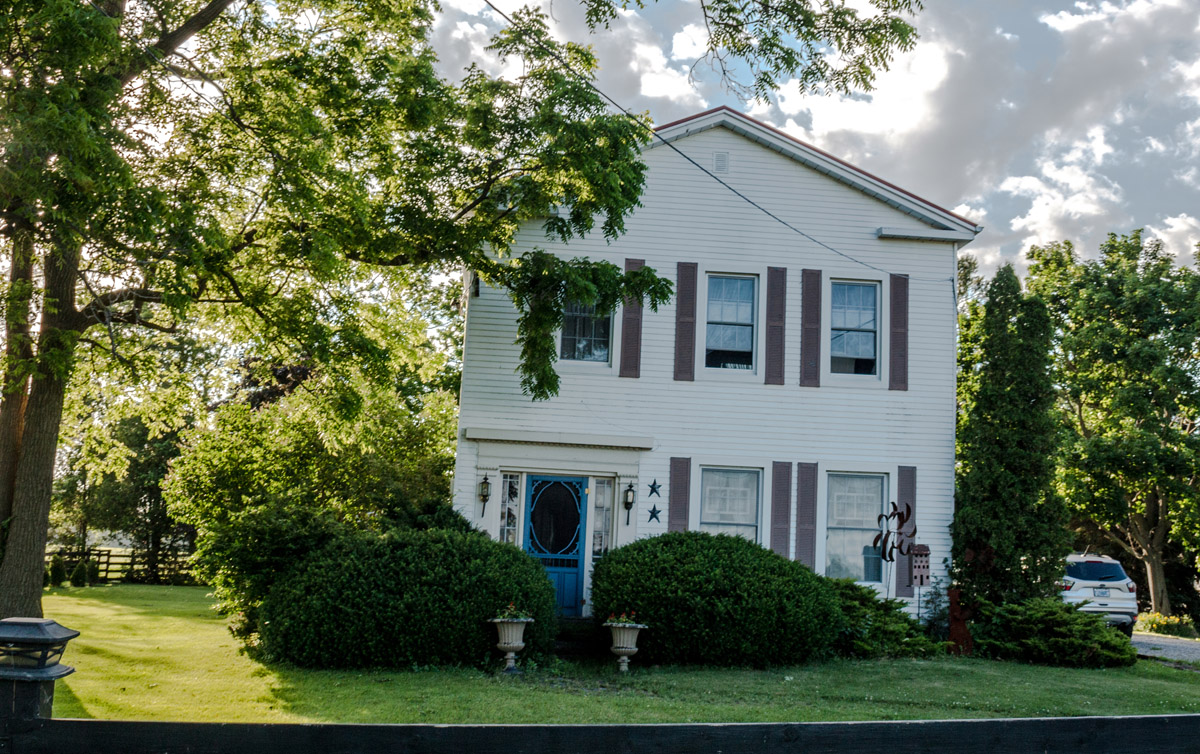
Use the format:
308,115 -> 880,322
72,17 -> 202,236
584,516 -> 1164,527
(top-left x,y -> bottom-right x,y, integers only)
1060,553 -> 1138,636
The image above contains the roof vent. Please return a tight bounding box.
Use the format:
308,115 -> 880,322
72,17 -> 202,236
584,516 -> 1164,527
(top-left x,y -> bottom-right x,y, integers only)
713,151 -> 729,174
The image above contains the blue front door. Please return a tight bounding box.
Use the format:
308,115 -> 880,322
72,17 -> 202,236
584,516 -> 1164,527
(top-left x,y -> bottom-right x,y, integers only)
525,475 -> 587,617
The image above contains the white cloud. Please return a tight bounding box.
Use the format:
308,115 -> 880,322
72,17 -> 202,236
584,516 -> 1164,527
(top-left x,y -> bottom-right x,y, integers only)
1147,213 -> 1200,260
1000,132 -> 1125,250
632,44 -> 704,106
670,24 -> 706,61
766,41 -> 953,143
1040,0 -> 1183,34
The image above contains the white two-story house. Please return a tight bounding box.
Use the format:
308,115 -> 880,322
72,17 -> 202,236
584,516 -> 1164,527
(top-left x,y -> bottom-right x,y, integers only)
452,107 -> 981,617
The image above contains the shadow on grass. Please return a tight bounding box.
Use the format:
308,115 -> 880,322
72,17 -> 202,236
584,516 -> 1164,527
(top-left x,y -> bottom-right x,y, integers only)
52,680 -> 95,720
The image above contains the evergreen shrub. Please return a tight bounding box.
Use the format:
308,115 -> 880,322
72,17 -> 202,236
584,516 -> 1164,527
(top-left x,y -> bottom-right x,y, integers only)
972,598 -> 1136,668
259,528 -> 556,668
829,579 -> 942,658
590,531 -> 841,666
68,559 -> 90,587
48,555 -> 67,587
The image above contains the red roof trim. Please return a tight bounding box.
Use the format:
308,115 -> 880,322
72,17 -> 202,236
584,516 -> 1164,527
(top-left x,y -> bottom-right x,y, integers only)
654,106 -> 980,230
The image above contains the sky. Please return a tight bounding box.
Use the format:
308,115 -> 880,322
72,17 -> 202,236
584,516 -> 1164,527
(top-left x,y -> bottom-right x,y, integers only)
429,0 -> 1200,273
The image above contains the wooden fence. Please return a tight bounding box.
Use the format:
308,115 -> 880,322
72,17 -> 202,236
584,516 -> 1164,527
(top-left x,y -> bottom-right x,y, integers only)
4,713 -> 1200,753
45,547 -> 193,583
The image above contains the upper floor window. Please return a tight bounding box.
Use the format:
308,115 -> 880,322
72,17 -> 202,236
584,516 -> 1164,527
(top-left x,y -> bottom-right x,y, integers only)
705,275 -> 755,369
831,282 -> 878,375
561,302 -> 610,362
699,468 -> 760,542
826,473 -> 885,582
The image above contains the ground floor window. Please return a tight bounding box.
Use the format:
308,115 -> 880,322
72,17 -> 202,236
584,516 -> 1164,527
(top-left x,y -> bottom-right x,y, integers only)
699,468 -> 760,542
826,473 -> 886,582
500,472 -> 520,545
592,478 -> 616,558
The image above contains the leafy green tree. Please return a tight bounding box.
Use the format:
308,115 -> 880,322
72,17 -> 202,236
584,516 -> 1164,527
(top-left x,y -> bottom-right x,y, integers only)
952,265 -> 1071,606
164,373 -> 458,633
1027,232 -> 1200,614
0,0 -> 921,618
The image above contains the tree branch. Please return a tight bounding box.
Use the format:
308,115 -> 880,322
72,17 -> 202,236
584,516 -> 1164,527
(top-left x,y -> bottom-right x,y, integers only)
118,0 -> 239,87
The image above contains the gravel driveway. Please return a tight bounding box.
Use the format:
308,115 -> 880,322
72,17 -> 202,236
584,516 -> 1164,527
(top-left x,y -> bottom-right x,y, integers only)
1132,632 -> 1200,663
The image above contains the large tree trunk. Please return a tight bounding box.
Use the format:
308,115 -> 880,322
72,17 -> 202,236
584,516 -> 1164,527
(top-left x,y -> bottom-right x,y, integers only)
0,238 -> 81,619
0,225 -> 35,526
1142,549 -> 1172,616
0,365 -> 71,618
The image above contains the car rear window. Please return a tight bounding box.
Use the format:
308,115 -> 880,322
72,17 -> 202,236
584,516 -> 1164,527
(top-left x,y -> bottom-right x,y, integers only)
1066,561 -> 1128,582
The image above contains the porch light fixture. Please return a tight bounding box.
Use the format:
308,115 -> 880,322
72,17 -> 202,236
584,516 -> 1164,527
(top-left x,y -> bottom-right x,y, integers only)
479,474 -> 492,514
623,482 -> 636,525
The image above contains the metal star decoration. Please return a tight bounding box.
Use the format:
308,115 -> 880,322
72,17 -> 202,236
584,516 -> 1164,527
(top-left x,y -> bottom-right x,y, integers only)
647,479 -> 661,497
647,504 -> 662,522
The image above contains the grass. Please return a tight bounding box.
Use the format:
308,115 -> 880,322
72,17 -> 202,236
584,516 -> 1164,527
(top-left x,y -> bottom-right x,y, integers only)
43,584 -> 1200,724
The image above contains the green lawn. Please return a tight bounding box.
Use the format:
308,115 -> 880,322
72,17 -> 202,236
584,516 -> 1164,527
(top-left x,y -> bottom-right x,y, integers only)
43,584 -> 1200,724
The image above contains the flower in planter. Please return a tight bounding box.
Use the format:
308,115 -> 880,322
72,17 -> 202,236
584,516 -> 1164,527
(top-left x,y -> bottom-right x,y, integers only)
605,610 -> 645,627
496,602 -> 532,620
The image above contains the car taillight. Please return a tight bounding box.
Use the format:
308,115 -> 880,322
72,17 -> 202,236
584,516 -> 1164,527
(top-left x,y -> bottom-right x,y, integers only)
1127,581 -> 1137,592
1059,581 -> 1072,591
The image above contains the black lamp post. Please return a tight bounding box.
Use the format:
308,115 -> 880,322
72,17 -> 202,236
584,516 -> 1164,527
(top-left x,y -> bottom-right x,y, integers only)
623,482 -> 636,525
0,618 -> 80,723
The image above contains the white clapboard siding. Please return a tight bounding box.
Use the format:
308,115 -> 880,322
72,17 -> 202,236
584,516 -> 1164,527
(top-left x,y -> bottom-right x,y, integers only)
454,114 -> 975,611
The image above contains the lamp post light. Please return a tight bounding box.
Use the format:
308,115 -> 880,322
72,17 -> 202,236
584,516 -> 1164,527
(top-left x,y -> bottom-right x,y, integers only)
0,618 -> 80,723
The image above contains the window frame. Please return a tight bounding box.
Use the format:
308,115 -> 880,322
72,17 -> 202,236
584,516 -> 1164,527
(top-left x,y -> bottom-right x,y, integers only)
821,273 -> 890,388
702,272 -> 759,374
823,472 -> 888,585
558,300 -> 614,365
698,466 -> 763,543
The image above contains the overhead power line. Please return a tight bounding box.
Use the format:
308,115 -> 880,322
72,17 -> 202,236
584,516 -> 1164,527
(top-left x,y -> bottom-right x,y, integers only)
479,0 -> 960,287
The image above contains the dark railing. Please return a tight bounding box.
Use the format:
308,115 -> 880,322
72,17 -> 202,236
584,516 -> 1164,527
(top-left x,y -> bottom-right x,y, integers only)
6,714 -> 1200,753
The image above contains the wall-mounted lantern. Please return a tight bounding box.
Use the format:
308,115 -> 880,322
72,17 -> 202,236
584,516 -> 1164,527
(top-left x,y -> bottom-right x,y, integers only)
478,474 -> 492,515
623,482 -> 636,525
0,617 -> 80,722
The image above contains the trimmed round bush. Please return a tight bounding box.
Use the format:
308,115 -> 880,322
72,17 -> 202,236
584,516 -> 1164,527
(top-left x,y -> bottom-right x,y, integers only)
972,598 -> 1136,668
590,531 -> 841,666
828,579 -> 942,658
259,528 -> 557,668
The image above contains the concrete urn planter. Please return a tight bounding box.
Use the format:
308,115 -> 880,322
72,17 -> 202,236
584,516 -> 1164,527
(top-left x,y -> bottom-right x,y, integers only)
603,622 -> 648,672
489,618 -> 533,673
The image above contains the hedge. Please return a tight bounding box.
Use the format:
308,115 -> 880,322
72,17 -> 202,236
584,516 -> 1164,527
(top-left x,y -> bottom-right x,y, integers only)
259,528 -> 557,668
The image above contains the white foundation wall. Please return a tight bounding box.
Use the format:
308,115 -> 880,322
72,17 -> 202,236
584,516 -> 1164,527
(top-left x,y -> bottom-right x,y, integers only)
452,123 -> 963,610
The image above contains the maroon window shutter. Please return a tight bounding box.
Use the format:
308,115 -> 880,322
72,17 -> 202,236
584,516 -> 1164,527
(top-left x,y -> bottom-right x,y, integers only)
771,462 -> 791,557
895,466 -> 917,598
764,267 -> 787,385
889,274 -> 909,391
619,258 -> 645,378
795,462 -> 818,568
674,263 -> 697,381
668,457 -> 691,532
800,269 -> 821,387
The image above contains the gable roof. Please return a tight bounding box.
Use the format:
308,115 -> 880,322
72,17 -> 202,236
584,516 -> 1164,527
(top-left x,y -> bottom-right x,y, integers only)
651,107 -> 983,243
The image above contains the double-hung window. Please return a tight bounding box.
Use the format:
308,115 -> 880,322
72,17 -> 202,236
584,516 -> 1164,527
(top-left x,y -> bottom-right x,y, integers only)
825,474 -> 886,582
560,301 -> 611,362
699,468 -> 760,542
831,282 -> 878,375
705,275 -> 755,369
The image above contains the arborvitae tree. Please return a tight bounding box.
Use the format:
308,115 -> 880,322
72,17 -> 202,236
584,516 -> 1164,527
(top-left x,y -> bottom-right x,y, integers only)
952,265 -> 1071,606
